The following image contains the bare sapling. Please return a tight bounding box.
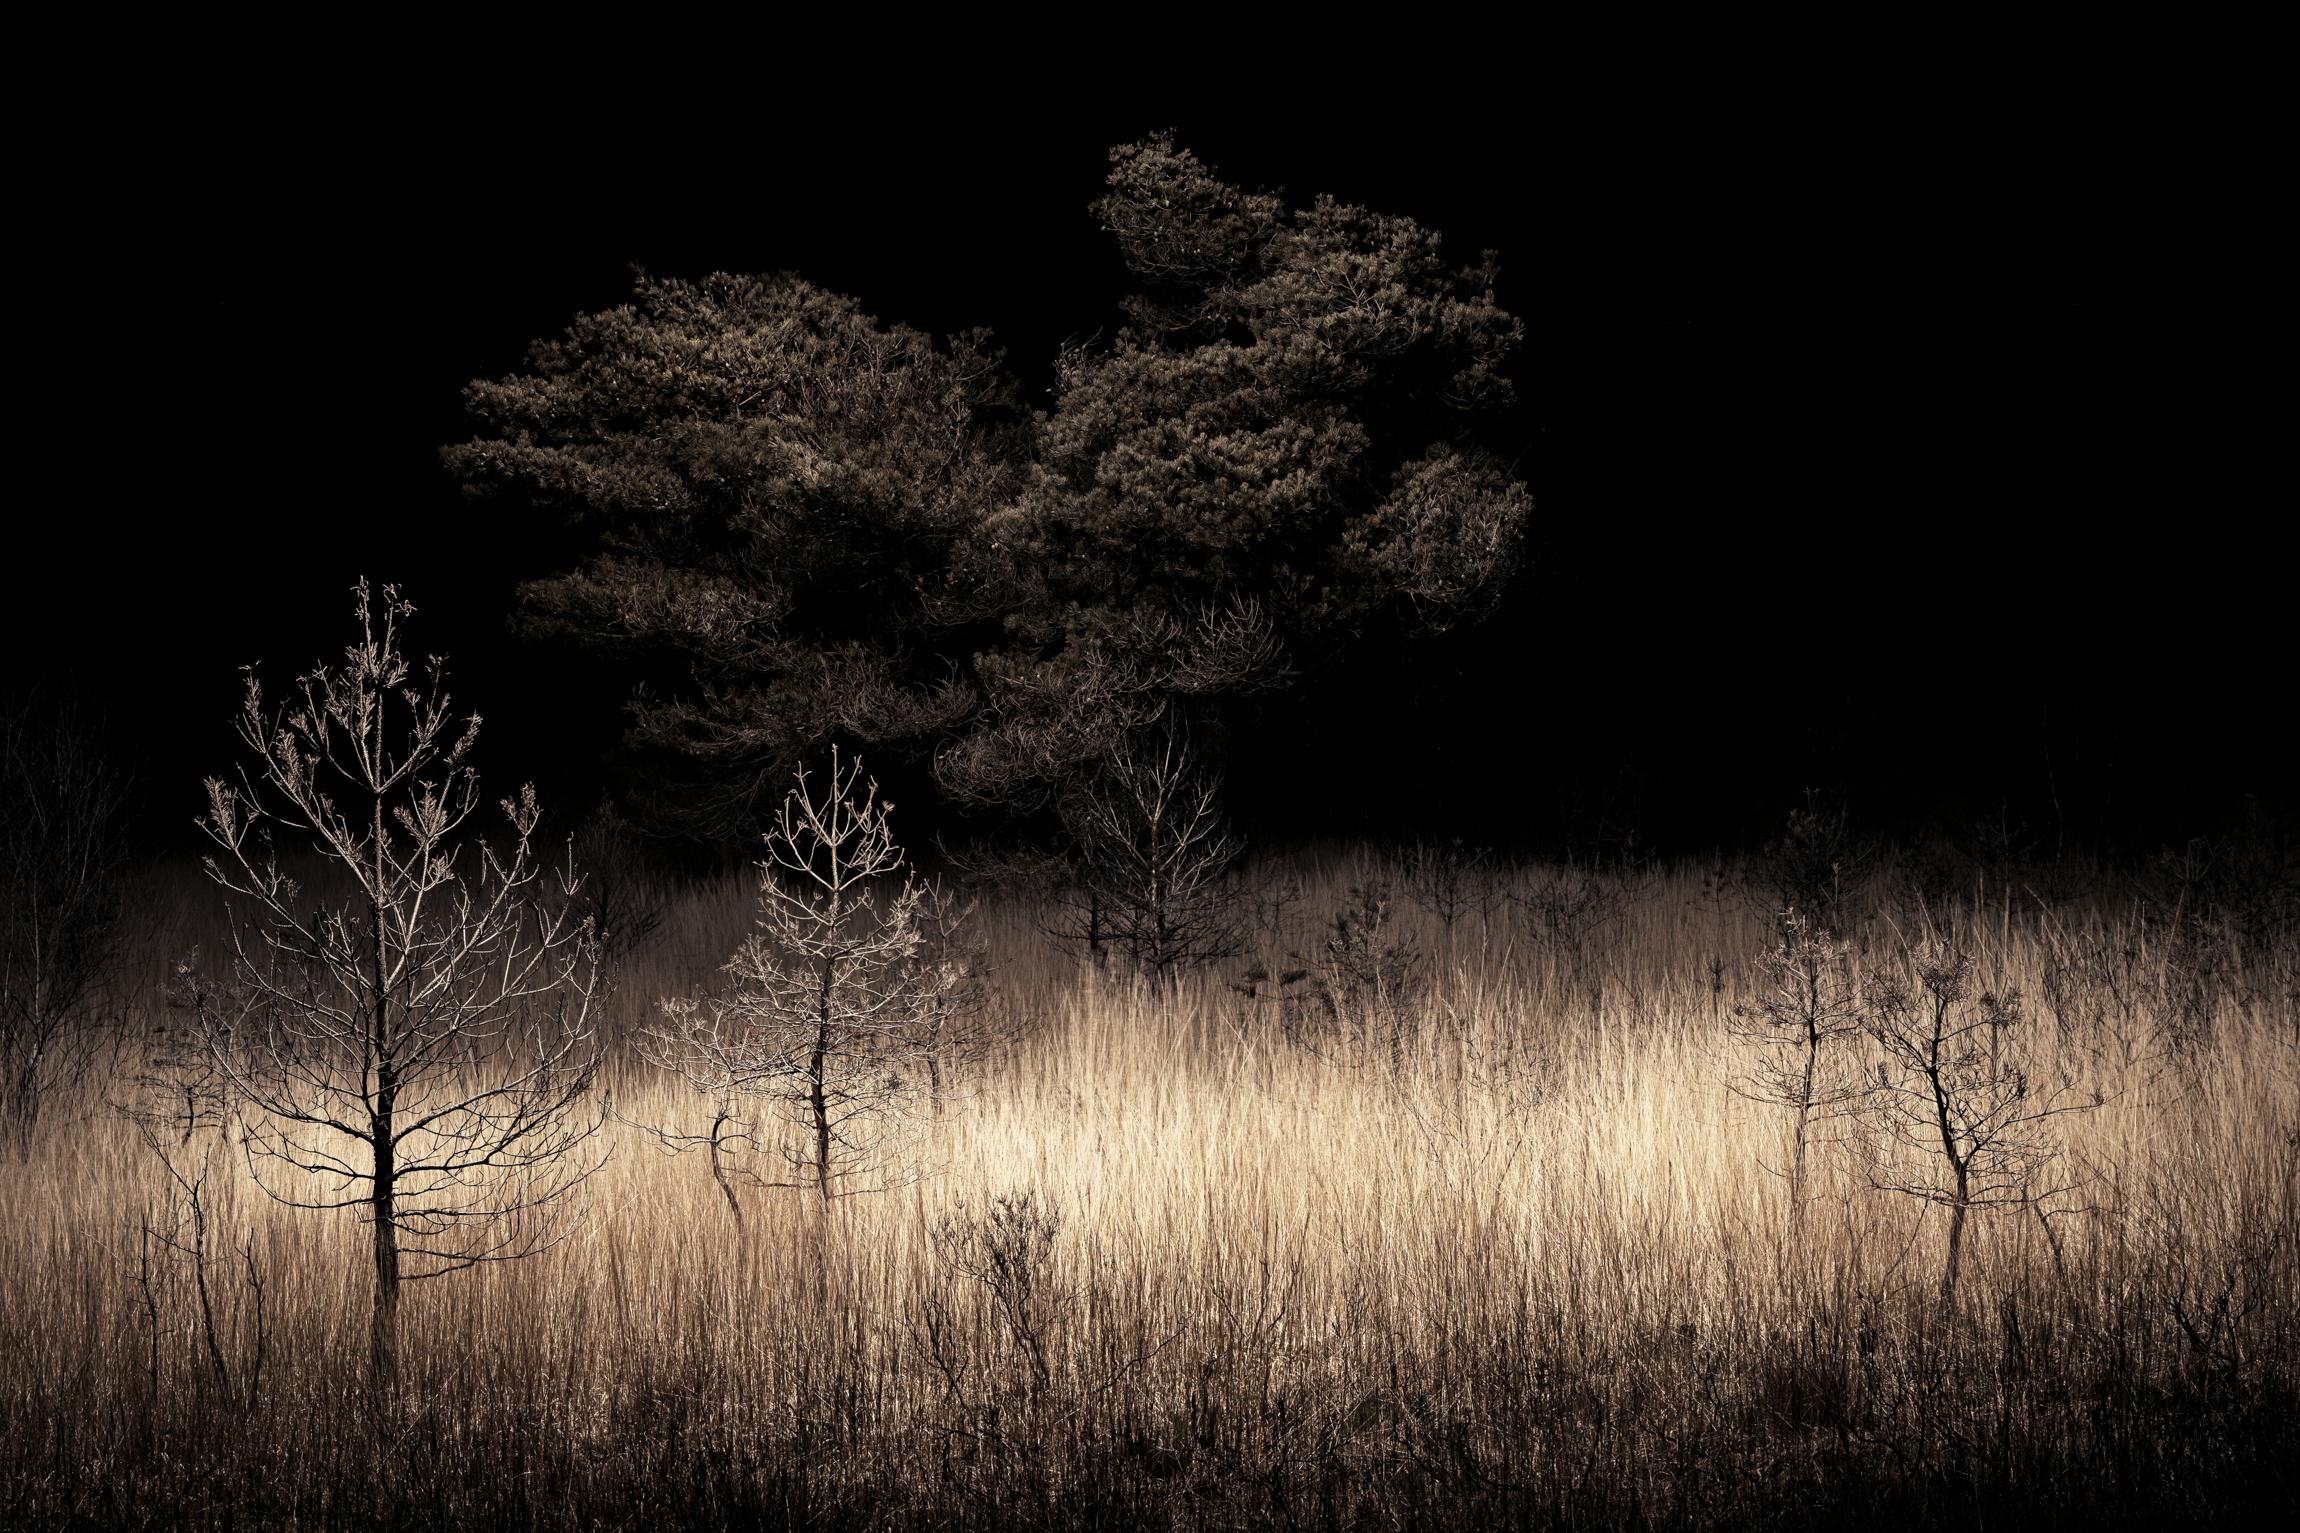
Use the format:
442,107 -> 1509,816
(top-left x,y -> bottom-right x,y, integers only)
1235,877 -> 1429,1069
929,1189 -> 1071,1398
1063,719 -> 1245,987
1510,862 -> 1631,974
192,580 -> 604,1385
1404,837 -> 1501,947
569,797 -> 669,966
1859,938 -> 2099,1311
914,883 -> 992,1113
1313,880 -> 1426,1066
632,988 -> 780,1226
644,748 -> 988,1206
120,1120 -> 269,1410
1751,790 -> 1873,938
1727,907 -> 1869,1238
0,695 -> 130,1154
124,953 -> 240,1147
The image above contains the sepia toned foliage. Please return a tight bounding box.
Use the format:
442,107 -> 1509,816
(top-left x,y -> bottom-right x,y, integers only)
1402,837 -> 1501,939
446,272 -> 1022,837
449,142 -> 1530,845
957,135 -> 1531,812
1510,861 -> 1635,968
123,952 -> 239,1146
188,582 -> 604,1382
931,595 -> 1287,822
123,1123 -> 269,1411
1326,881 -> 1424,1059
1750,790 -> 1875,937
924,1188 -> 1072,1401
567,797 -> 670,967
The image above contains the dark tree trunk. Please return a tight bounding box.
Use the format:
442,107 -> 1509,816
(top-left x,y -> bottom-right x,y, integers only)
709,1103 -> 745,1227
3,1062 -> 38,1156
811,953 -> 835,1202
370,1066 -> 399,1386
368,803 -> 401,1387
1940,1177 -> 1970,1314
1790,1027 -> 1820,1237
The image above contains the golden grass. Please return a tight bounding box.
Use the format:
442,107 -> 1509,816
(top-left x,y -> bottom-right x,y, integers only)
2,851 -> 2294,1528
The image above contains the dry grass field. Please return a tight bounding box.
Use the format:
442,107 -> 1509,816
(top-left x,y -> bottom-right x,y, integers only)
3,848 -> 2294,1529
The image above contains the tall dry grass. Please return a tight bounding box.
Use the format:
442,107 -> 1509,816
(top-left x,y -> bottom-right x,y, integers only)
2,850 -> 2294,1528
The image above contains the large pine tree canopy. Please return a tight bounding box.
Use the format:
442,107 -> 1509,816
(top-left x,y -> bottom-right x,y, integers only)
447,134 -> 1530,840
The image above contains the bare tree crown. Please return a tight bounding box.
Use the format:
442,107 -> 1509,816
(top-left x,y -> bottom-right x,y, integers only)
189,580 -> 603,1379
641,748 -> 993,1206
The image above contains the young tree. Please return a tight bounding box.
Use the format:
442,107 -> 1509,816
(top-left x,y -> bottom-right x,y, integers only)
568,797 -> 669,966
642,749 -> 987,1206
1726,907 -> 1868,1235
1752,791 -> 1874,938
194,581 -> 604,1383
1859,940 -> 2098,1310
1059,720 -> 1245,987
632,984 -> 777,1225
124,953 -> 239,1147
120,1120 -> 270,1410
930,594 -> 1288,821
0,695 -> 130,1154
1403,838 -> 1501,947
912,883 -> 991,1113
927,1188 -> 1071,1399
1258,879 -> 1426,1065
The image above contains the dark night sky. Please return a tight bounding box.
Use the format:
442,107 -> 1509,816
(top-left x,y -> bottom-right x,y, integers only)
11,89 -> 2287,854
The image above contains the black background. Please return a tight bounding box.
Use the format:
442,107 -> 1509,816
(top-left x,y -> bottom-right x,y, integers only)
12,87 -> 2287,855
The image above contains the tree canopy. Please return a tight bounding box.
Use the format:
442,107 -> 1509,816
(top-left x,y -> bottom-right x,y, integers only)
944,135 -> 1530,812
445,272 -> 1023,835
448,136 -> 1531,841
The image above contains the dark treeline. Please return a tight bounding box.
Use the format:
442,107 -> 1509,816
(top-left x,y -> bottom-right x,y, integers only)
12,112 -> 2285,863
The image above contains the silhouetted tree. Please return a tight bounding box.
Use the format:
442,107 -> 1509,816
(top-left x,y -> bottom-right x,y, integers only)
0,696 -> 129,1154
1752,791 -> 1874,937
1058,720 -> 1246,986
640,750 -> 991,1206
1727,908 -> 1868,1236
192,582 -> 604,1384
446,272 -> 1024,838
450,140 -> 1530,846
1859,939 -> 2098,1310
944,133 -> 1531,810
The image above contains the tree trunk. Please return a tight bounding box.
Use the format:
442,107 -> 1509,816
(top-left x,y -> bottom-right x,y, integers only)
370,1068 -> 400,1386
926,1009 -> 945,1117
1927,1028 -> 1966,1315
1789,1108 -> 1811,1239
1790,1030 -> 1820,1238
368,799 -> 400,1387
809,1041 -> 832,1202
1940,1183 -> 1969,1314
2032,1201 -> 2068,1285
186,1186 -> 232,1398
3,1061 -> 37,1156
811,954 -> 835,1202
709,1103 -> 744,1227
